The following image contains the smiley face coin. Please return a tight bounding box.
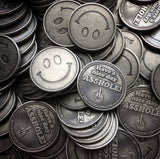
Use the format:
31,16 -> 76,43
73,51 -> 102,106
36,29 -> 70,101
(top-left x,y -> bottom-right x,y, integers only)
69,3 -> 116,51
0,35 -> 21,83
44,0 -> 80,47
30,46 -> 80,92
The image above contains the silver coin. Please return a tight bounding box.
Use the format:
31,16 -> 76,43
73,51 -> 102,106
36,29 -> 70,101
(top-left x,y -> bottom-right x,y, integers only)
30,46 -> 80,92
44,0 -> 80,47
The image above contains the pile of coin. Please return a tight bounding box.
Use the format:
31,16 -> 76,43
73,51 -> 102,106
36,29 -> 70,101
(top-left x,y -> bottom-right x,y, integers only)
0,0 -> 160,158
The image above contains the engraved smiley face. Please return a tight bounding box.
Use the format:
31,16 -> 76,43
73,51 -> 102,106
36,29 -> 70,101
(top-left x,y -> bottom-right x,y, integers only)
30,47 -> 79,92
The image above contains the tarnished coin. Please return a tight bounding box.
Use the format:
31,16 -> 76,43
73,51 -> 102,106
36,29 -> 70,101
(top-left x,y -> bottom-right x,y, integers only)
103,28 -> 124,62
119,0 -> 160,30
56,104 -> 103,129
30,46 -> 80,92
66,139 -> 88,159
117,86 -> 160,137
61,113 -> 108,138
114,48 -> 140,89
0,78 -> 16,92
136,135 -> 160,159
69,3 -> 116,51
0,134 -> 12,153
77,112 -> 118,149
141,27 -> 160,50
0,0 -> 24,17
140,47 -> 160,80
151,64 -> 160,101
0,35 -> 21,82
58,92 -> 87,110
77,61 -> 126,111
0,90 -> 11,109
9,101 -> 60,152
88,129 -> 142,159
102,0 -> 118,9
135,75 -> 149,86
31,128 -> 67,159
121,29 -> 144,61
44,0 -> 80,47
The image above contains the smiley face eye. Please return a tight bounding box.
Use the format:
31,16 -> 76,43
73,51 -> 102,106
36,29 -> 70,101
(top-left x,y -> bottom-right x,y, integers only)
58,28 -> 68,35
43,58 -> 50,68
54,55 -> 61,65
1,55 -> 9,63
54,17 -> 64,25
82,27 -> 89,37
92,29 -> 100,40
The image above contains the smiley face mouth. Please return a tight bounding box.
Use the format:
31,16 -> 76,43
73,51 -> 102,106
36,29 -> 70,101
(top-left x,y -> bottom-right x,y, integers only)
37,62 -> 72,83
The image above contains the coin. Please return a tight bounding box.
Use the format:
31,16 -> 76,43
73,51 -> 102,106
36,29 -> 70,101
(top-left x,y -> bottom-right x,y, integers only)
141,27 -> 160,50
140,47 -> 160,80
30,46 -> 80,92
136,135 -> 160,159
0,134 -> 12,153
114,48 -> 140,89
56,104 -> 103,129
69,3 -> 116,51
9,101 -> 60,153
88,129 -> 142,159
117,85 -> 160,137
103,27 -> 124,62
0,35 -> 21,82
0,90 -> 11,110
44,0 -> 80,47
0,78 -> 16,92
121,29 -> 144,61
151,64 -> 160,101
61,113 -> 108,138
77,61 -> 126,111
119,0 -> 160,31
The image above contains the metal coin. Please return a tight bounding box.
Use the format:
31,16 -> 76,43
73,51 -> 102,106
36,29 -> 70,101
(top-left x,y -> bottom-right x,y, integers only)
69,3 -> 116,51
77,61 -> 126,111
103,27 -> 124,62
15,64 -> 30,77
141,27 -> 160,50
0,9 -> 32,35
121,29 -> 144,61
0,116 -> 10,136
135,75 -> 149,86
77,112 -> 118,149
30,46 -> 80,92
10,15 -> 37,44
31,127 -> 67,159
70,112 -> 113,144
119,0 -> 160,31
0,78 -> 16,92
90,37 -> 116,60
140,47 -> 160,80
88,129 -> 142,159
44,0 -> 80,47
102,0 -> 118,9
0,35 -> 21,82
0,0 -> 24,17
18,34 -> 36,55
56,103 -> 103,129
0,90 -> 11,109
61,113 -> 108,138
151,64 -> 160,101
9,101 -> 60,153
58,92 -> 87,110
0,91 -> 16,122
117,85 -> 160,137
136,135 -> 160,159
0,5 -> 27,27
0,134 -> 12,153
114,48 -> 140,89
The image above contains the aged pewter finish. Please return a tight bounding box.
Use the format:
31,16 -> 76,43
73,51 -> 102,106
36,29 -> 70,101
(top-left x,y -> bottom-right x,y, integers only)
141,27 -> 160,50
88,129 -> 142,159
69,3 -> 116,51
30,46 -> 79,92
103,28 -> 124,62
151,64 -> 160,101
77,61 -> 126,111
44,0 -> 80,47
121,29 -> 144,61
0,35 -> 21,83
56,104 -> 103,129
119,0 -> 160,31
0,90 -> 11,110
9,101 -> 60,153
117,86 -> 160,137
58,92 -> 87,110
0,78 -> 16,92
140,47 -> 160,80
114,48 -> 140,89
0,135 -> 12,153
